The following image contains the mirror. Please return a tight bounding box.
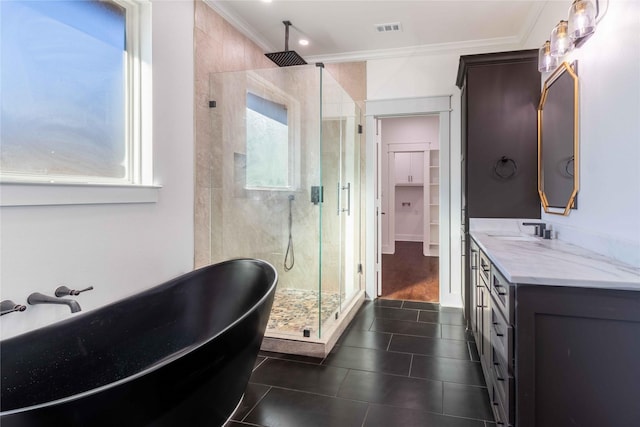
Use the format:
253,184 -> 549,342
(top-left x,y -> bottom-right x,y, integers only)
538,61 -> 579,215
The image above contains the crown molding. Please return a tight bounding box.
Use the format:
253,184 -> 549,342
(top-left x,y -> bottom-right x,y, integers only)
517,1 -> 547,47
305,36 -> 522,64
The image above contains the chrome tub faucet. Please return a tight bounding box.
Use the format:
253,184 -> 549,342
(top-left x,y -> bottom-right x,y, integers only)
27,292 -> 81,313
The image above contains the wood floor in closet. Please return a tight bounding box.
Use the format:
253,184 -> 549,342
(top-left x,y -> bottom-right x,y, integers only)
381,241 -> 439,302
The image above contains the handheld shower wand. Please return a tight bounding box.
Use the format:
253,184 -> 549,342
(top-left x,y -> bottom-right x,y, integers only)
284,195 -> 295,271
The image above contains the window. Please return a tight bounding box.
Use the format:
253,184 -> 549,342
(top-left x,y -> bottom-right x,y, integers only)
0,0 -> 150,185
244,73 -> 300,191
246,92 -> 290,188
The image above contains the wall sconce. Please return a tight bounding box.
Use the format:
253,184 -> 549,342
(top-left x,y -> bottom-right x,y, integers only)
538,0 -> 601,73
568,0 -> 598,40
538,40 -> 561,72
550,20 -> 574,57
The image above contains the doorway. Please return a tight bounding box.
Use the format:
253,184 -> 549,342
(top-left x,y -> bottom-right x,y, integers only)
364,95 -> 454,306
379,116 -> 440,302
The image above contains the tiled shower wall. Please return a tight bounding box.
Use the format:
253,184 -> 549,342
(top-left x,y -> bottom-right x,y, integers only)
193,1 -> 367,276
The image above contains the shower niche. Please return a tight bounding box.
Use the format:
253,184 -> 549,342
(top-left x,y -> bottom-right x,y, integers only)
209,65 -> 364,356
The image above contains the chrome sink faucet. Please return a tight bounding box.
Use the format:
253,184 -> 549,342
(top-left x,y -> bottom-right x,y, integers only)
522,222 -> 551,239
27,292 -> 81,313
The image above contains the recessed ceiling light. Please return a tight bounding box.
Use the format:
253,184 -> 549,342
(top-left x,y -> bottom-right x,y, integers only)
299,39 -> 309,46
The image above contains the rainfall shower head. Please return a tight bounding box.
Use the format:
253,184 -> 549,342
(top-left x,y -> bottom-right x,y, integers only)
265,21 -> 308,67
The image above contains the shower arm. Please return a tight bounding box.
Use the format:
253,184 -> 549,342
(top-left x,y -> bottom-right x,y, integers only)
284,20 -> 291,51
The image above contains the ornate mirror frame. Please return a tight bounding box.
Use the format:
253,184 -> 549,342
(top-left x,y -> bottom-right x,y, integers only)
538,61 -> 579,216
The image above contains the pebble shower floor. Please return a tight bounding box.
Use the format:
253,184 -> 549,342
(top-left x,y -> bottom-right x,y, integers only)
266,289 -> 342,336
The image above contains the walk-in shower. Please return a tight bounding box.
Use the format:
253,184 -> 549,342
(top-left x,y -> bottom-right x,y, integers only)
208,64 -> 364,355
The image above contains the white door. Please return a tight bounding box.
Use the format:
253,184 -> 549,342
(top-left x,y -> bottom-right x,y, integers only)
375,119 -> 383,296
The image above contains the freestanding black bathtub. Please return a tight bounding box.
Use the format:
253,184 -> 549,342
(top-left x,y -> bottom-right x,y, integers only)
0,259 -> 277,426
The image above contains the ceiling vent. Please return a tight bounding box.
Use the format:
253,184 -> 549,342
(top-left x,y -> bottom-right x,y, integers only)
375,22 -> 402,33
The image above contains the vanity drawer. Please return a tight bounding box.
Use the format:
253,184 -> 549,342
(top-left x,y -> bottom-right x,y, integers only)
479,250 -> 491,284
491,267 -> 515,324
491,380 -> 513,427
491,337 -> 515,414
490,301 -> 514,372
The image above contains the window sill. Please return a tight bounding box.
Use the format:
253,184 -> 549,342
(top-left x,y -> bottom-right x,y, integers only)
0,182 -> 161,207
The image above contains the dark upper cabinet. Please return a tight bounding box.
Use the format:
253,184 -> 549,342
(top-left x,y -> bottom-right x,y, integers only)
457,50 -> 541,219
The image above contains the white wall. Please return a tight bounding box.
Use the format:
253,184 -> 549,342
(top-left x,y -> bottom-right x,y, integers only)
395,186 -> 424,241
368,53 -> 465,306
381,115 -> 440,148
541,0 -> 640,267
0,0 -> 195,339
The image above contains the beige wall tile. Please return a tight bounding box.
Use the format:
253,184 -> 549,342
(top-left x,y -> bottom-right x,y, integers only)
193,2 -> 367,286
325,62 -> 367,103
194,185 -> 211,267
222,20 -> 246,72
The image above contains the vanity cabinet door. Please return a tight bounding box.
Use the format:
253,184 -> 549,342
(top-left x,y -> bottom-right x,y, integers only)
481,285 -> 492,378
476,273 -> 493,392
470,242 -> 479,336
457,50 -> 541,219
516,285 -> 640,427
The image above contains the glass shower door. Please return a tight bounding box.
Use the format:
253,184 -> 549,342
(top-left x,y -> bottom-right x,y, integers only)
209,65 -> 324,340
319,69 -> 362,337
208,64 -> 361,342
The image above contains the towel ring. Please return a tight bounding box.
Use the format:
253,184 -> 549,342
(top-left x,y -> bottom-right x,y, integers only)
564,156 -> 575,177
494,156 -> 518,179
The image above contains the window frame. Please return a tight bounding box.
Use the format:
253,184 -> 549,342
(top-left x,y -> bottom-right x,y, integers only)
0,0 -> 155,206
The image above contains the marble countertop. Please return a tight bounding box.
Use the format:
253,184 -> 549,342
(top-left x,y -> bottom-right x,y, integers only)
470,219 -> 640,290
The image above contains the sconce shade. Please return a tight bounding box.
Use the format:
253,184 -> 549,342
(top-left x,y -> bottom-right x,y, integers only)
538,40 -> 560,72
568,0 -> 597,40
550,20 -> 573,57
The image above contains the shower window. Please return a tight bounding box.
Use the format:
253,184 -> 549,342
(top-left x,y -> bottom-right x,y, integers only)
245,75 -> 300,190
0,0 -> 150,185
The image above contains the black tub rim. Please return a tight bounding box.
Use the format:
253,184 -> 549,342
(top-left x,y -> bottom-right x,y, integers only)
0,258 -> 278,417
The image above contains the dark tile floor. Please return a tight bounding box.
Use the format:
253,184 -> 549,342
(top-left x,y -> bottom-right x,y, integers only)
226,299 -> 495,427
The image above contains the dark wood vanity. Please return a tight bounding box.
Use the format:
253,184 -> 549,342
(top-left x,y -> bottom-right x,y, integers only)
458,48 -> 640,426
470,232 -> 640,427
457,50 -> 541,348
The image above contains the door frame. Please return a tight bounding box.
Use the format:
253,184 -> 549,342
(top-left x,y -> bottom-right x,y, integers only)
365,96 -> 454,304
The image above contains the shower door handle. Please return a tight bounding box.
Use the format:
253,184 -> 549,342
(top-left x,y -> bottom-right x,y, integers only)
337,182 -> 351,216
344,182 -> 351,216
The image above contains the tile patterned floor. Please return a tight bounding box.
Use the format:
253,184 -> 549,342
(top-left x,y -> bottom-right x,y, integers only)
266,289 -> 341,335
227,299 -> 495,427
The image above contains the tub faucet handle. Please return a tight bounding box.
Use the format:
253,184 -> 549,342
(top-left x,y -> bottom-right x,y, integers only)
0,300 -> 27,316
55,285 -> 94,297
